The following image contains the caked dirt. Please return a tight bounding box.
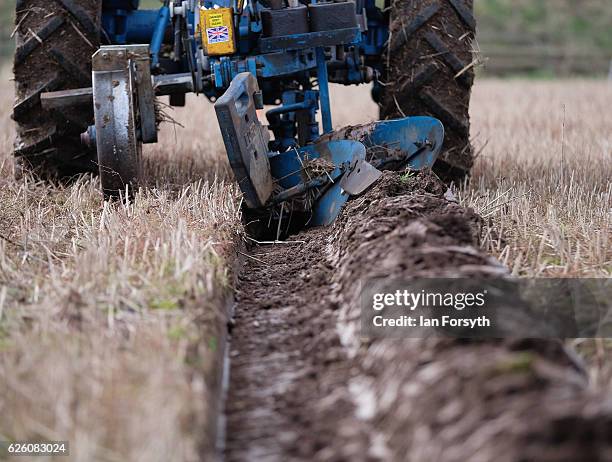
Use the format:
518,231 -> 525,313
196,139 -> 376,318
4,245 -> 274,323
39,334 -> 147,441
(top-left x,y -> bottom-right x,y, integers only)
225,171 -> 612,461
13,0 -> 101,175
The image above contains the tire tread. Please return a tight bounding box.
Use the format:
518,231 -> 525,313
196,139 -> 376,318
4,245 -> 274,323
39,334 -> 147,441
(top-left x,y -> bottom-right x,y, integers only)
380,0 -> 475,182
12,0 -> 102,178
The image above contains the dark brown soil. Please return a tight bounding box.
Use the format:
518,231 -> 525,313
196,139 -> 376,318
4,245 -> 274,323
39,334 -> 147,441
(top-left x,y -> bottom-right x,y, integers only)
225,228 -> 373,461
225,171 -> 612,461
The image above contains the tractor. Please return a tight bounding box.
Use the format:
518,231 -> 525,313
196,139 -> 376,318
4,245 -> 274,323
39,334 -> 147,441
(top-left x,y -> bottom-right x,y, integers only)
13,0 -> 475,228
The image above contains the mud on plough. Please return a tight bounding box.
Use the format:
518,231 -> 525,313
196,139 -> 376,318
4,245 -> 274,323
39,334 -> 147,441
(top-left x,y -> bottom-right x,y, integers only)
217,73 -> 444,231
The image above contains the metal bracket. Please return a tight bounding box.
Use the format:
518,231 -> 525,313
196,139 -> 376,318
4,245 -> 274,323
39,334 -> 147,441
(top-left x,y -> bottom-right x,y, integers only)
214,73 -> 274,209
127,45 -> 157,144
41,87 -> 94,110
258,27 -> 361,54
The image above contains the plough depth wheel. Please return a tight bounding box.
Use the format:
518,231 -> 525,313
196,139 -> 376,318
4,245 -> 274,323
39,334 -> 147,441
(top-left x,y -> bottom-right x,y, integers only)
92,45 -> 146,198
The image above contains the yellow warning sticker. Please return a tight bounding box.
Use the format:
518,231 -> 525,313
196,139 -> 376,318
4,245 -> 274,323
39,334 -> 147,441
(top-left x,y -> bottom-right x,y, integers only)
208,13 -> 224,27
200,8 -> 236,55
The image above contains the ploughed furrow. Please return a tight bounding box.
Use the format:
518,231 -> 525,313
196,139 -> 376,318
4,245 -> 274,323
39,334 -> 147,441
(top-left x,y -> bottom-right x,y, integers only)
225,171 -> 612,461
225,228 -> 373,461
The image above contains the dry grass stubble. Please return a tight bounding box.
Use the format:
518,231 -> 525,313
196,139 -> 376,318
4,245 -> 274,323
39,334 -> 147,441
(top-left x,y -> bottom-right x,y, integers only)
0,72 -> 241,461
463,79 -> 611,278
461,80 -> 611,387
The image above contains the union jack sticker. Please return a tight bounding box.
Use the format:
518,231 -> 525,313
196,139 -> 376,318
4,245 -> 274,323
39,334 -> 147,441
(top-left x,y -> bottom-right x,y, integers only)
207,26 -> 229,44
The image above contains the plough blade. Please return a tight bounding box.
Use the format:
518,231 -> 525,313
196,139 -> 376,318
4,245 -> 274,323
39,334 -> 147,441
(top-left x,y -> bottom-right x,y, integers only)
365,117 -> 445,171
321,116 -> 445,172
268,140 -> 369,226
340,158 -> 383,196
217,73 -> 445,229
268,140 -> 366,190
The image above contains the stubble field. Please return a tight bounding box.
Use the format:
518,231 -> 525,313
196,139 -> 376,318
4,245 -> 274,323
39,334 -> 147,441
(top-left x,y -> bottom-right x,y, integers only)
0,73 -> 610,460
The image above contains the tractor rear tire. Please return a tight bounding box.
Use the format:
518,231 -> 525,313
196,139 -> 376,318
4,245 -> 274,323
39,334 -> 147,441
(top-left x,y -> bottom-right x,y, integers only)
379,0 -> 476,183
12,0 -> 102,179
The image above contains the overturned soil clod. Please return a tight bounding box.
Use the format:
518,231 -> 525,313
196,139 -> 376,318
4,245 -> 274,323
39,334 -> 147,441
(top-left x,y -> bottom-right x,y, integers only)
225,170 -> 612,461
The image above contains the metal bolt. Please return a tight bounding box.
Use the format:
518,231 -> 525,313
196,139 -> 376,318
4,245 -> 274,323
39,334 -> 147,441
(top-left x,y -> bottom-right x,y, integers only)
102,52 -> 110,60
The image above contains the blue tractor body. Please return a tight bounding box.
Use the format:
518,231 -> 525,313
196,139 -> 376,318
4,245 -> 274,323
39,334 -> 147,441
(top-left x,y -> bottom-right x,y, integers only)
43,0 -> 446,229
100,0 -> 389,136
